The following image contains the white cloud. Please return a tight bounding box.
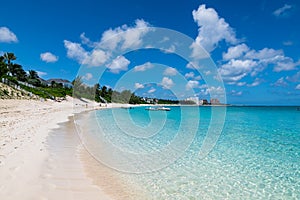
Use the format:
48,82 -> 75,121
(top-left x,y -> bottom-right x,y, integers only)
64,40 -> 110,67
64,40 -> 88,64
273,77 -> 288,87
273,4 -> 293,17
83,49 -> 110,67
205,86 -> 225,96
40,52 -> 58,63
186,62 -> 200,70
163,67 -> 177,76
185,72 -> 195,79
184,71 -> 201,80
0,27 -> 18,43
273,59 -> 300,72
296,84 -> 300,90
80,32 -> 96,47
220,46 -> 299,84
231,90 -> 243,96
83,73 -> 93,81
64,19 -> 150,70
191,4 -> 238,55
134,82 -> 144,89
161,77 -> 174,89
223,44 -> 249,60
36,71 -> 47,77
162,45 -> 176,53
286,71 -> 300,82
204,70 -> 211,75
219,59 -> 257,82
245,48 -> 283,62
99,19 -> 150,50
247,78 -> 262,87
107,56 -> 130,74
148,88 -> 156,93
133,62 -> 153,72
186,80 -> 199,90
236,82 -> 246,86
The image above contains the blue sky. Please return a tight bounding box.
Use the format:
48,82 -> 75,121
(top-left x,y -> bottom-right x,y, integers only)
0,0 -> 300,105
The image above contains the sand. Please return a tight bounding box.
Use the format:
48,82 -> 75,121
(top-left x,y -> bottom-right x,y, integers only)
0,97 -> 113,199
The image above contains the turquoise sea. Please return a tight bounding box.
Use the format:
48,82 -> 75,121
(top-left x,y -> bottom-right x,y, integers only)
76,106 -> 300,199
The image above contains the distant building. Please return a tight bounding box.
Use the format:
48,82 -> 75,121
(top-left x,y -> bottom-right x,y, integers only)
210,98 -> 220,105
47,79 -> 73,88
186,97 -> 200,105
143,97 -> 158,104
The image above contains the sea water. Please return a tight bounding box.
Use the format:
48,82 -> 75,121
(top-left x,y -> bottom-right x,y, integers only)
79,106 -> 300,199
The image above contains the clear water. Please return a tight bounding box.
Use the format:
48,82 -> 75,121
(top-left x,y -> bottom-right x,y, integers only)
80,106 -> 300,199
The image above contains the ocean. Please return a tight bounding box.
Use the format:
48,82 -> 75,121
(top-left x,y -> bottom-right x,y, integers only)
76,106 -> 300,199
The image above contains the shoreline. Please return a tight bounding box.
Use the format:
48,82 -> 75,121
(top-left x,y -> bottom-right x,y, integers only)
0,98 -> 115,199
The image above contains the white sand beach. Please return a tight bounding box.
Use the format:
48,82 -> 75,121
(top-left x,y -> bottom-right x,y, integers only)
0,98 -> 113,200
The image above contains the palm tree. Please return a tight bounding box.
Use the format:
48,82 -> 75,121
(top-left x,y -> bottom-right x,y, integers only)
15,66 -> 27,81
3,53 -> 16,75
0,56 -> 8,77
9,64 -> 22,76
28,70 -> 39,79
3,52 -> 16,65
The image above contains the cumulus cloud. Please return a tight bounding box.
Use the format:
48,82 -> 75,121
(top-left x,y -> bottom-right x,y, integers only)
161,77 -> 174,89
148,88 -> 156,93
99,19 -> 150,50
83,49 -> 110,67
186,80 -> 199,90
273,59 -> 300,72
134,82 -> 144,89
219,59 -> 257,82
80,32 -> 96,47
220,45 -> 299,84
185,72 -> 195,79
133,62 -> 153,72
184,71 -> 201,80
40,52 -> 58,63
163,67 -> 177,76
64,40 -> 110,67
188,4 -> 299,86
64,19 -> 150,70
64,40 -> 88,64
191,4 -> 238,55
223,44 -> 249,60
186,62 -> 201,70
0,27 -> 18,43
107,56 -> 130,73
273,4 -> 293,17
83,73 -> 93,81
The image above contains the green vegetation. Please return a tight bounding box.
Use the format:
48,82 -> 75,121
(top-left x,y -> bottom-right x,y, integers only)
0,52 -> 72,99
0,51 -> 179,104
157,99 -> 179,104
72,77 -> 146,104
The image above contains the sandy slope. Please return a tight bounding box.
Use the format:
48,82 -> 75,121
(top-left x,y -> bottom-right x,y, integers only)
0,98 -> 112,200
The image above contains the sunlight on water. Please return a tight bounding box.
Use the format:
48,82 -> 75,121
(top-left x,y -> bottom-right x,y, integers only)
81,106 -> 300,199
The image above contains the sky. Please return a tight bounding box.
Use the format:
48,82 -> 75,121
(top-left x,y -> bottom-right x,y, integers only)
0,0 -> 300,105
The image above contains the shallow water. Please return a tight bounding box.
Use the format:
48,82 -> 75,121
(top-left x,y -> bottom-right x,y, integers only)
77,106 -> 300,199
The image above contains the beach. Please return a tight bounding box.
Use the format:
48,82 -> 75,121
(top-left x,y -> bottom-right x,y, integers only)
0,98 -> 114,199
